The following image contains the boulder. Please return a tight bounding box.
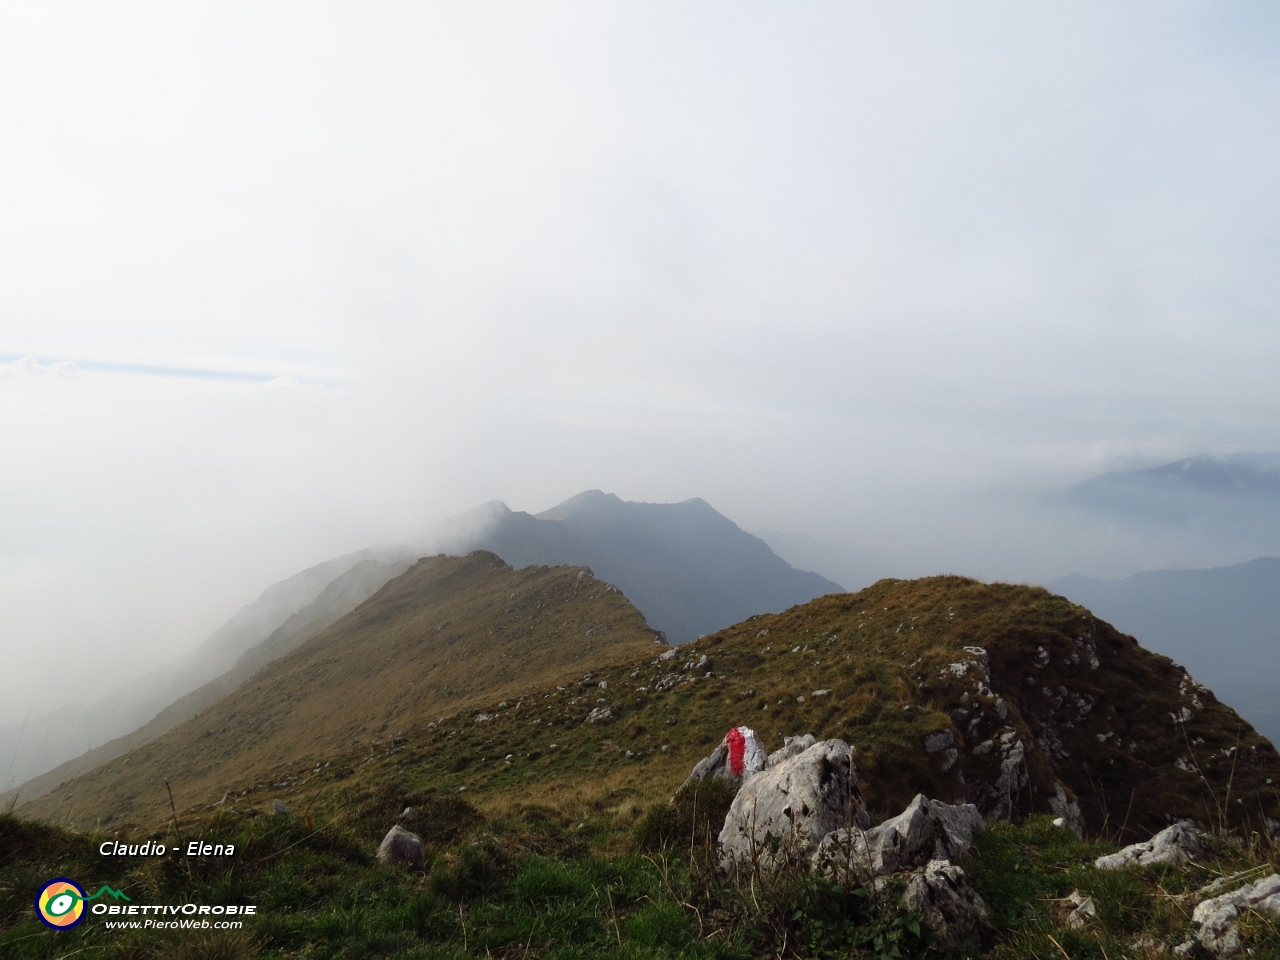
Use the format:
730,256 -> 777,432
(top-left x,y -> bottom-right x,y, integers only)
398,806 -> 418,823
682,725 -> 767,790
272,798 -> 290,815
1175,873 -> 1280,957
766,734 -> 816,768
901,859 -> 990,953
719,739 -> 869,872
378,824 -> 426,870
813,794 -> 983,881
1095,821 -> 1203,870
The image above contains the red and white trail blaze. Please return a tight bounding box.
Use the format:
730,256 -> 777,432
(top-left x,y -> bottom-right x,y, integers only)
725,725 -> 766,778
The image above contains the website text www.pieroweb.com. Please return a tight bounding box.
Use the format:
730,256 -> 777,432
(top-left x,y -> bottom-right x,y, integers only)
34,876 -> 256,932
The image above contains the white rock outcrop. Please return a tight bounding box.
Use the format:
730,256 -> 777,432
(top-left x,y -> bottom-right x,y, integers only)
378,824 -> 426,870
1095,821 -> 1203,870
901,859 -> 990,953
719,738 -> 869,871
1176,873 -> 1280,957
766,734 -> 816,768
681,725 -> 767,790
813,794 -> 983,882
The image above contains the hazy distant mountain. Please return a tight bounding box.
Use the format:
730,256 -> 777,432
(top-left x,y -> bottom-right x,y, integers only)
429,491 -> 843,643
750,529 -> 893,593
0,549 -> 401,795
1065,452 -> 1280,524
1049,557 -> 1280,746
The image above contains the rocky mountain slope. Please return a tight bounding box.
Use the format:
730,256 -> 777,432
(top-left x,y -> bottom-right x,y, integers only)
17,552 -> 662,830
1051,557 -> 1280,747
430,491 -> 843,643
335,574 -> 1273,841
37,572 -> 1278,847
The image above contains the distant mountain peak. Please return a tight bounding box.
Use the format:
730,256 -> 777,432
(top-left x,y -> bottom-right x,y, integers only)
427,490 -> 843,643
536,490 -> 623,520
1063,452 -> 1280,531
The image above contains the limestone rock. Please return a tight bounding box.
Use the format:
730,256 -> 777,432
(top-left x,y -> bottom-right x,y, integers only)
1047,782 -> 1083,837
1065,890 -> 1099,929
766,734 -> 816,768
1177,873 -> 1280,957
1095,821 -> 1203,870
924,730 -> 955,753
272,798 -> 290,815
719,739 -> 869,872
901,859 -> 990,953
398,806 -> 418,823
813,794 -> 983,882
965,729 -> 1030,822
378,824 -> 426,870
682,725 -> 767,790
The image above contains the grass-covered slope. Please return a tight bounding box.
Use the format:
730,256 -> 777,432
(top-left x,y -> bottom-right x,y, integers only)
271,575 -> 1279,845
6,557 -> 412,811
18,551 -> 662,831
6,574 -> 1280,959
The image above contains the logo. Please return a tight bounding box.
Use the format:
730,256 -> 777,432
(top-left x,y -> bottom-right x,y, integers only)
34,878 -> 131,930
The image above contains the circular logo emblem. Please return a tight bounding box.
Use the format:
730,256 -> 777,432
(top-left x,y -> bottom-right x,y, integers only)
35,878 -> 87,929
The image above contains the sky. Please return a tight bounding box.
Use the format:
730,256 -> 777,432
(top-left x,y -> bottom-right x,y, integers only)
3,1 -> 1280,726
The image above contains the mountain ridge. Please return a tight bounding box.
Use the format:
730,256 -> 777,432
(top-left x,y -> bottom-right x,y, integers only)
431,490 -> 844,643
15,551 -> 663,829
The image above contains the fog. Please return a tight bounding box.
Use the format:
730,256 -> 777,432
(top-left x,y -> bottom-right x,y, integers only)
4,2 -> 1280,732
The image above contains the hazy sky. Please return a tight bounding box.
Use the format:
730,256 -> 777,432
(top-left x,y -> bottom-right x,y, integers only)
4,2 -> 1280,724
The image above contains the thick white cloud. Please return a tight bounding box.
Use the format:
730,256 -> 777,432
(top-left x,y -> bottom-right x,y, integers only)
2,1 -> 1280,724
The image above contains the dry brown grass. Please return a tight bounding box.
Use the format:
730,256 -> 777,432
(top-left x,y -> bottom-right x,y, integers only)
18,552 -> 661,831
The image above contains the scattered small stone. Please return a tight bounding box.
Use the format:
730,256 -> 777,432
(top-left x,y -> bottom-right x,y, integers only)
1065,890 -> 1099,929
1047,782 -> 1083,836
